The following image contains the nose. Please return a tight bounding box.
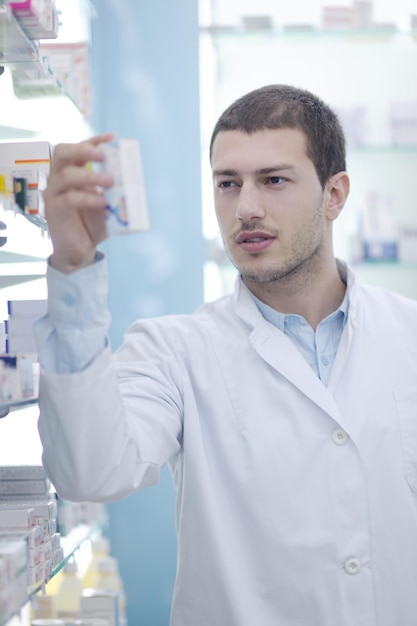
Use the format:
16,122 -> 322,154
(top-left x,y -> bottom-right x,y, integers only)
235,183 -> 266,221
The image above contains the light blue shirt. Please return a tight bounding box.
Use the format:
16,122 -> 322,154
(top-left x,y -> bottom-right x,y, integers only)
251,286 -> 349,387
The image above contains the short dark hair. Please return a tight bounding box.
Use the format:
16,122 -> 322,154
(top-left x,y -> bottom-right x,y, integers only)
209,84 -> 346,189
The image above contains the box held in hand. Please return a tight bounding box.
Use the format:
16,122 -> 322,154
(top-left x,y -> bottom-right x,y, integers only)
101,138 -> 149,236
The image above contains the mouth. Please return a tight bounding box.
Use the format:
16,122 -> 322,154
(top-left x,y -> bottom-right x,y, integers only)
235,230 -> 276,253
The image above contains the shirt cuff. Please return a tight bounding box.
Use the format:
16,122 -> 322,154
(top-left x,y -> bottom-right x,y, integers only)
34,252 -> 111,374
46,251 -> 109,328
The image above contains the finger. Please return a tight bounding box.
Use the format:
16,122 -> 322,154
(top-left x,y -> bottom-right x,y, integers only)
50,132 -> 116,173
45,164 -> 114,199
45,188 -> 109,220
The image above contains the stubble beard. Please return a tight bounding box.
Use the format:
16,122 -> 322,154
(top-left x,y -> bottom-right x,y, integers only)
227,197 -> 326,287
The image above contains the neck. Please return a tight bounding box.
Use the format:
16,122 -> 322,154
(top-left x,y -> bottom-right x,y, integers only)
243,258 -> 346,331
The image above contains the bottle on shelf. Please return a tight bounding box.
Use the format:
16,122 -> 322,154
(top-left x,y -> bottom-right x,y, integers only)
54,560 -> 82,621
81,536 -> 110,590
31,568 -> 64,621
94,556 -> 127,626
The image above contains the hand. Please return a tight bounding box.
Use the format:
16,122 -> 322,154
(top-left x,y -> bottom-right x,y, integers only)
43,132 -> 115,274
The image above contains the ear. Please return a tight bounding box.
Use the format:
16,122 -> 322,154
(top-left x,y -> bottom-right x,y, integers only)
325,172 -> 350,222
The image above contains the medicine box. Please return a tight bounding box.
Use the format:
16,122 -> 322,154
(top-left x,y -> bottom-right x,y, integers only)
7,299 -> 47,318
0,354 -> 35,402
0,141 -> 51,214
0,478 -> 51,496
101,138 -> 149,236
0,500 -> 56,521
0,507 -> 35,528
81,589 -> 120,626
0,465 -> 47,481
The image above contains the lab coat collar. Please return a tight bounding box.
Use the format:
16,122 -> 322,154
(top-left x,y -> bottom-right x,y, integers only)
232,260 -> 360,425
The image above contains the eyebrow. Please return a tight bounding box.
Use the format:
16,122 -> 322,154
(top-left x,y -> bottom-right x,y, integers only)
212,165 -> 295,177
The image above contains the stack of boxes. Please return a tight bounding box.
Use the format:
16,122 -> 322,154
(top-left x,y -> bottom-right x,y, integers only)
5,298 -> 47,355
0,141 -> 52,217
7,0 -> 60,41
0,464 -> 63,623
0,298 -> 46,405
0,463 -> 110,623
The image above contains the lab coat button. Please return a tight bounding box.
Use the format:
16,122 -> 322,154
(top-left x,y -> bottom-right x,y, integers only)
332,428 -> 349,446
350,313 -> 358,328
344,558 -> 361,575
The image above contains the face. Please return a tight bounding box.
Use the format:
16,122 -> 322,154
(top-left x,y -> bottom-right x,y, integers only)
211,128 -> 333,287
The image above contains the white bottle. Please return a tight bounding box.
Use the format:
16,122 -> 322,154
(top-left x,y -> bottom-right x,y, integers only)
55,560 -> 82,620
95,556 -> 127,626
82,536 -> 110,590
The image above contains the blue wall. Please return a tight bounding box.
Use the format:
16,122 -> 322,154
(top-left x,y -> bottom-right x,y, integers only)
90,2 -> 203,624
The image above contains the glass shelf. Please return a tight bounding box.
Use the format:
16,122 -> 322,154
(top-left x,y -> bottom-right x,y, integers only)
0,4 -> 39,64
352,260 -> 417,269
0,3 -> 94,143
348,144 -> 417,153
201,25 -> 417,41
0,200 -> 51,263
0,397 -> 38,419
0,523 -> 102,626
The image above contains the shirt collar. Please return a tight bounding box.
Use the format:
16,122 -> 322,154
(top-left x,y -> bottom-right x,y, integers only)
241,259 -> 353,331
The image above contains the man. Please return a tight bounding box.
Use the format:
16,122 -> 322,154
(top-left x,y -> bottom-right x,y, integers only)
35,85 -> 417,626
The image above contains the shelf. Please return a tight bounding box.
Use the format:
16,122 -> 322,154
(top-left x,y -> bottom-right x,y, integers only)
348,145 -> 417,153
201,25 -> 417,41
0,4 -> 39,64
352,260 -> 417,269
0,6 -> 94,144
0,5 -> 62,96
0,397 -> 38,419
1,523 -> 102,626
0,202 -> 51,263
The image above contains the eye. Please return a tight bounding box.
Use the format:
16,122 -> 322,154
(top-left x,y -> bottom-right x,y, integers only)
267,176 -> 285,185
217,180 -> 236,189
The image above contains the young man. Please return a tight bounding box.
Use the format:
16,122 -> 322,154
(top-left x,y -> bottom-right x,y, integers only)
35,85 -> 417,626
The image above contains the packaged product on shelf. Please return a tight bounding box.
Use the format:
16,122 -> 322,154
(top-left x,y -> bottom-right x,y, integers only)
0,475 -> 51,496
0,536 -> 28,615
322,5 -> 354,29
0,524 -> 43,549
13,176 -> 28,211
93,557 -> 126,626
0,173 -> 14,200
0,354 -> 35,402
398,223 -> 417,262
0,3 -> 39,62
0,506 -> 35,528
9,0 -> 60,40
361,191 -> 398,262
0,322 -> 5,353
81,589 -> 119,626
0,499 -> 56,586
390,101 -> 417,145
40,41 -> 91,117
0,465 -> 48,481
0,141 -> 51,215
7,299 -> 47,318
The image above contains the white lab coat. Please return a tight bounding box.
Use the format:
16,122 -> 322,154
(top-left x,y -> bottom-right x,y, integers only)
38,269 -> 417,626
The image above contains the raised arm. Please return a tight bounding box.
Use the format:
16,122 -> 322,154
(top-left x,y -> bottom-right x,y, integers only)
36,134 -> 183,502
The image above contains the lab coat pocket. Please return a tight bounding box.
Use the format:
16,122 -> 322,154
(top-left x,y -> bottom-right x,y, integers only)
395,390 -> 417,492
